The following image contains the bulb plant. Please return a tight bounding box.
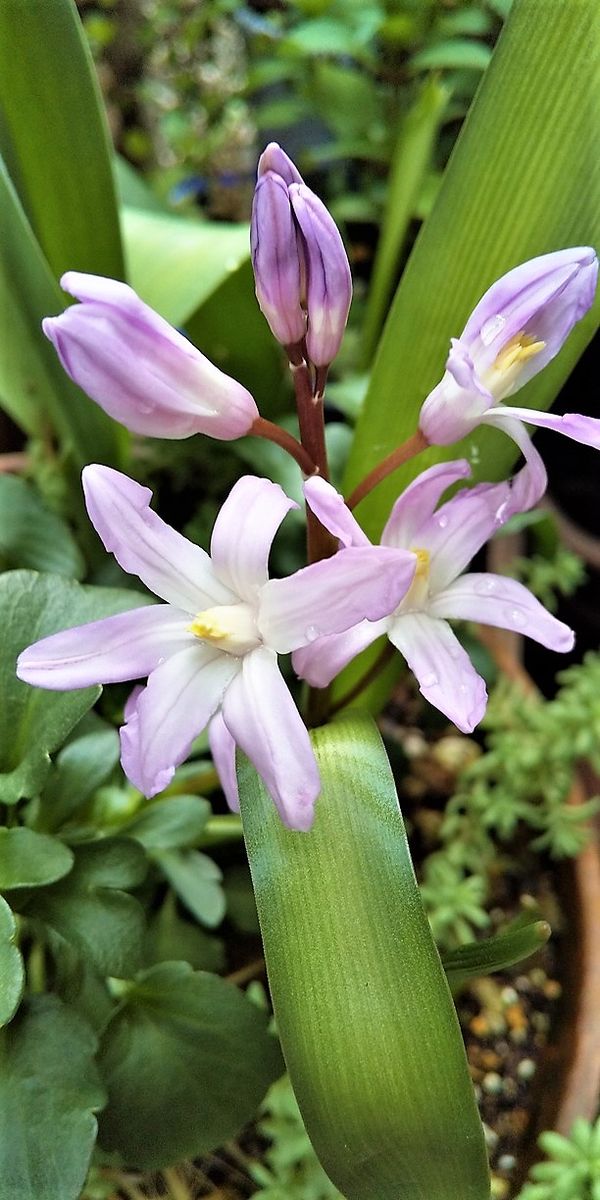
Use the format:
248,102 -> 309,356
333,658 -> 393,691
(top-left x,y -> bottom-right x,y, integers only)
12,136 -> 599,1200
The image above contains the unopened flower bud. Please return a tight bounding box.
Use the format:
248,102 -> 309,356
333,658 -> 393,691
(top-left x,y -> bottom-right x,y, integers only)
250,172 -> 306,348
289,183 -> 352,368
257,141 -> 304,186
43,273 -> 259,440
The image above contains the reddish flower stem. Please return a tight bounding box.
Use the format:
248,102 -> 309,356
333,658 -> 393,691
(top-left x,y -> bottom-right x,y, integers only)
250,416 -> 316,477
346,429 -> 429,511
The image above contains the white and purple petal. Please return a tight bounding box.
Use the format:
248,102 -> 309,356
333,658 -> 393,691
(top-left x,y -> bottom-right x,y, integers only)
258,545 -> 415,653
120,644 -> 239,797
83,465 -> 235,612
429,573 -> 574,652
208,712 -> 239,814
210,475 -> 297,601
304,475 -> 370,548
292,618 -> 388,689
222,646 -> 319,831
381,459 -> 471,549
16,605 -> 190,690
418,480 -> 511,592
388,612 -> 487,733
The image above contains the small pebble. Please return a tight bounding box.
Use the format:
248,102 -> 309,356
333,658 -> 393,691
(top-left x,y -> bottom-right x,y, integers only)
530,967 -> 547,987
501,986 -> 518,1007
497,1154 -> 516,1172
483,1072 -> 503,1095
490,1177 -> 510,1199
483,1124 -> 499,1151
544,979 -> 562,1000
531,1011 -> 550,1033
509,1026 -> 528,1045
502,1078 -> 518,1100
517,1058 -> 536,1081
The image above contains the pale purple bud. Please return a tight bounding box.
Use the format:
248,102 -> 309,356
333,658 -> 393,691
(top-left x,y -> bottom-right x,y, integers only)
289,183 -> 352,367
43,273 -> 259,440
250,172 -> 306,349
257,142 -> 304,186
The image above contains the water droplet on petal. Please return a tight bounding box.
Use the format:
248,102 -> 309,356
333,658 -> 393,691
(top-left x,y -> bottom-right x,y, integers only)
495,500 -> 509,525
474,577 -> 497,595
437,514 -> 448,529
507,607 -> 526,629
157,656 -> 166,665
481,314 -> 507,345
421,671 -> 439,688
304,624 -> 320,643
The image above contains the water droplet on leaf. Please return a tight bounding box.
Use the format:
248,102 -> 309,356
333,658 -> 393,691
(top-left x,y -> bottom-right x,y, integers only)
480,314 -> 507,345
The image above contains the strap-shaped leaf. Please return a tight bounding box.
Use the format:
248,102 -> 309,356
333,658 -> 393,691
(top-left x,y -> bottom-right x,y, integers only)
0,0 -> 123,281
345,0 -> 600,540
239,713 -> 490,1200
443,917 -> 551,991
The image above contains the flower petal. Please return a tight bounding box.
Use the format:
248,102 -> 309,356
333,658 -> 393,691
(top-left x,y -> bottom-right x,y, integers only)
388,613 -> 487,733
83,465 -> 235,612
120,644 -> 239,797
208,712 -> 239,813
461,248 -> 598,374
429,573 -> 574,652
304,476 -> 370,547
418,480 -> 511,592
221,646 -> 319,831
481,412 -> 548,511
418,342 -> 494,445
210,475 -> 297,601
381,459 -> 471,548
292,618 -> 388,688
258,546 -> 416,653
16,605 -> 191,689
493,405 -> 600,449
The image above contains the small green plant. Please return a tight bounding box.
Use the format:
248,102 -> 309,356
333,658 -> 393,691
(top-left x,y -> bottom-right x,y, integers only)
249,1075 -> 343,1200
516,1118 -> 600,1200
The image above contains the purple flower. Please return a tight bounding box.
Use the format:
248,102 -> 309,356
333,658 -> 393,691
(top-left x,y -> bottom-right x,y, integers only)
17,468 -> 416,830
294,463 -> 574,734
251,143 -> 352,366
419,248 -> 599,508
43,273 -> 259,441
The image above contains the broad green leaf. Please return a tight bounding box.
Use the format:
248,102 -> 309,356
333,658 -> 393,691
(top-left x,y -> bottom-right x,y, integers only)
345,0 -> 600,538
97,961 -> 283,1168
0,996 -> 106,1200
239,714 -> 490,1200
38,726 -> 121,833
122,206 -> 250,327
0,571 -> 152,805
0,476 -> 84,578
0,896 -> 24,1027
23,838 -> 147,978
144,892 -> 224,973
121,794 -> 211,851
442,918 -> 551,990
156,849 -> 226,928
114,156 -> 165,213
0,157 -> 126,464
0,828 -> 73,889
0,0 -> 123,280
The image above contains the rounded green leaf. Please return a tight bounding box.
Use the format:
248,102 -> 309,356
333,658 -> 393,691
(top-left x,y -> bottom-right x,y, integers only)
0,477 -> 84,578
239,714 -> 490,1200
0,828 -> 73,889
0,996 -> 106,1200
97,961 -> 283,1168
0,897 -> 24,1028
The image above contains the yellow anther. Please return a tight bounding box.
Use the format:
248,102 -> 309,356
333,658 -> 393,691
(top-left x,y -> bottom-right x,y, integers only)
413,548 -> 430,578
494,331 -> 546,375
189,614 -> 228,641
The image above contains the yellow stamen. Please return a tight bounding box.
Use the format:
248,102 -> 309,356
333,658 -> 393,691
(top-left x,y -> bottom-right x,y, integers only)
413,547 -> 430,578
494,331 -> 546,374
189,614 -> 228,641
188,603 -> 260,656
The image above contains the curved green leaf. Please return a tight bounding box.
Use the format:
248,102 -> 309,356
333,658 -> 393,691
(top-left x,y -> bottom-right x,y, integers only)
97,961 -> 283,1168
443,918 -> 551,991
0,897 -> 24,1028
0,0 -> 123,280
0,996 -> 106,1200
239,714 -> 490,1200
0,828 -> 73,889
0,476 -> 84,578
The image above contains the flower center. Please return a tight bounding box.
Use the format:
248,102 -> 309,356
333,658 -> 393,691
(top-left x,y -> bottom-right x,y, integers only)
398,547 -> 430,612
189,603 -> 261,656
484,330 -> 546,399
